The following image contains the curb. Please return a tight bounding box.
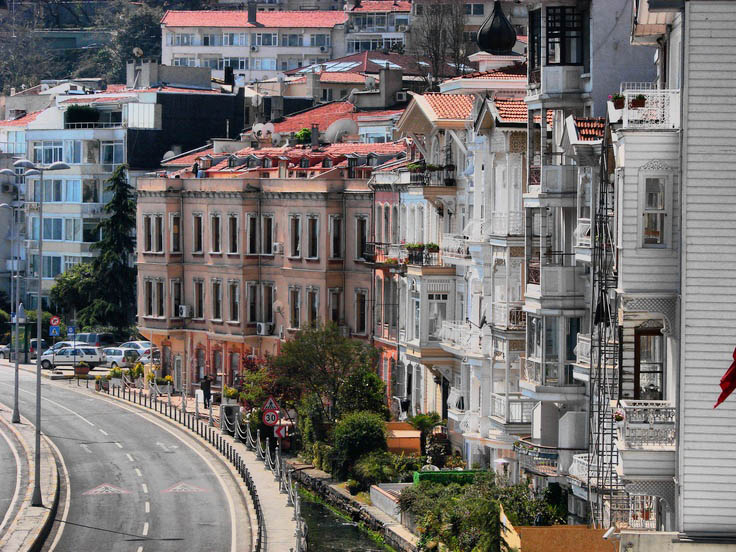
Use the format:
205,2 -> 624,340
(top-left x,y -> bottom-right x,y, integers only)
0,409 -> 60,552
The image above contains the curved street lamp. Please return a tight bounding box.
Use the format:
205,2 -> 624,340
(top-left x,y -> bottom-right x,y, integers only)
12,159 -> 69,507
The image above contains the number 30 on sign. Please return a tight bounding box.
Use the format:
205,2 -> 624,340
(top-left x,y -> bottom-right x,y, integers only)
262,409 -> 279,426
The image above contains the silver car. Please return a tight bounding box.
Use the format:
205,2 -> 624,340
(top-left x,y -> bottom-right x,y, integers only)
102,347 -> 139,369
40,346 -> 103,370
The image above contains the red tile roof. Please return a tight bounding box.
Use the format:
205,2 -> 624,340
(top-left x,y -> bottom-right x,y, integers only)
532,110 -> 554,126
162,146 -> 216,166
286,51 -> 469,78
445,63 -> 527,82
104,84 -> 128,93
0,111 -> 43,127
573,116 -> 606,141
273,101 -> 356,133
61,95 -> 132,104
494,98 -> 527,123
319,72 -> 370,84
356,109 -> 404,118
348,0 -> 411,12
162,10 -> 347,28
515,527 -> 616,552
422,93 -> 474,120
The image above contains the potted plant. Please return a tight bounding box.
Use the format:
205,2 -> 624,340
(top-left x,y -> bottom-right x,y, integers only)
609,93 -> 625,110
642,507 -> 652,521
407,161 -> 425,173
630,94 -> 647,108
75,361 -> 91,377
425,243 -> 440,253
223,385 -> 240,405
155,375 -> 173,394
405,242 -> 424,251
109,366 -> 123,388
613,408 -> 625,428
95,375 -> 103,391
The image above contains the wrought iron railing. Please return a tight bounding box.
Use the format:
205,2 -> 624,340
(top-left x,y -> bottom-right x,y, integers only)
490,211 -> 524,236
618,400 -> 676,447
576,333 -> 591,365
441,234 -> 471,260
621,88 -> 680,130
492,303 -> 526,330
491,393 -> 533,423
439,320 -> 484,355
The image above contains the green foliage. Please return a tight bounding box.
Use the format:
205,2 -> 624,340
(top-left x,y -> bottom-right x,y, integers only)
294,127 -> 311,144
408,412 -> 443,455
352,451 -> 424,490
50,262 -> 97,317
333,411 -> 387,480
109,366 -> 123,379
223,385 -> 239,399
337,367 -> 390,420
399,472 -> 565,551
412,470 -> 481,486
346,479 -> 361,495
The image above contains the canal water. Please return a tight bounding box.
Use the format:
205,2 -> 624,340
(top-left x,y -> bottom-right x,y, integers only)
300,492 -> 390,551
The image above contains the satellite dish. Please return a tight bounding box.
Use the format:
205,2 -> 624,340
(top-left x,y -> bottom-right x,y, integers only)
325,118 -> 358,143
133,47 -> 144,58
162,150 -> 176,161
271,132 -> 283,145
252,123 -> 266,137
263,122 -> 275,134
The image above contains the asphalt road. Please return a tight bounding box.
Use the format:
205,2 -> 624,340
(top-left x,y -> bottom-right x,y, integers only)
0,369 -> 251,552
0,414 -> 23,536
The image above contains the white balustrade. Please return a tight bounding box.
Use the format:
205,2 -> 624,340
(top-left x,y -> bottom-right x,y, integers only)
622,88 -> 681,130
619,400 -> 676,447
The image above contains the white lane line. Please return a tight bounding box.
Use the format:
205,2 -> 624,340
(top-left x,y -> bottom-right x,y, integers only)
141,483 -> 148,494
0,424 -> 22,536
142,522 -> 149,536
135,468 -> 142,477
0,382 -> 95,426
145,501 -> 150,513
46,435 -> 71,552
80,443 -> 92,454
114,442 -> 122,449
126,453 -> 134,462
98,429 -> 108,436
136,547 -> 143,552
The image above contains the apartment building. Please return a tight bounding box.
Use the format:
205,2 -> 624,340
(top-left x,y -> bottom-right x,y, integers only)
19,62 -> 244,309
136,140 -> 407,396
344,0 -> 411,54
160,5 -> 348,82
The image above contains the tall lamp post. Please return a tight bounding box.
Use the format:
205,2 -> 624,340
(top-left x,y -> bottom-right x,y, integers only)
0,198 -> 23,423
13,159 -> 69,507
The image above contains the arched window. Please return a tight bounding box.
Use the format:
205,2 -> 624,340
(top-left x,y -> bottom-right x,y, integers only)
383,204 -> 390,244
196,349 -> 205,381
391,205 -> 399,243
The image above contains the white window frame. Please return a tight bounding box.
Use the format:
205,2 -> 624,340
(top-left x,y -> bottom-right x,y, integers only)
261,214 -> 274,256
329,215 -> 343,259
306,215 -> 319,259
289,286 -> 301,329
289,214 -> 302,258
211,278 -> 223,321
247,281 -> 258,322
210,213 -> 222,254
170,212 -> 182,253
247,214 -> 258,255
355,288 -> 368,335
638,170 -> 673,250
193,279 -> 205,320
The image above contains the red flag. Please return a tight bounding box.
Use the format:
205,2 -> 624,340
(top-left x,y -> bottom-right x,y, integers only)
714,347 -> 736,408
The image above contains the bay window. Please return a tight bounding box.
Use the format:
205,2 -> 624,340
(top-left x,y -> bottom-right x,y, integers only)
546,7 -> 583,65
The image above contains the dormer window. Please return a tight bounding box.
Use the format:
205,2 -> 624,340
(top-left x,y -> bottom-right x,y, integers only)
367,155 -> 378,167
300,157 -> 310,168
262,158 -> 272,168
322,158 -> 333,168
248,157 -> 259,168
228,156 -> 237,168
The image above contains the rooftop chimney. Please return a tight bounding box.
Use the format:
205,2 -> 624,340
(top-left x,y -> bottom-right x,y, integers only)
247,1 -> 257,24
311,123 -> 319,148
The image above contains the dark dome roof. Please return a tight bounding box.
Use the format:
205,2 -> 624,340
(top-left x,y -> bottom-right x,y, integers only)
476,1 -> 517,56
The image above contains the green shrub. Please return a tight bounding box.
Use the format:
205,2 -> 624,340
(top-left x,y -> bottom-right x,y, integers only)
346,479 -> 361,495
109,366 -> 123,379
332,411 -> 387,480
412,470 -> 482,486
223,385 -> 239,399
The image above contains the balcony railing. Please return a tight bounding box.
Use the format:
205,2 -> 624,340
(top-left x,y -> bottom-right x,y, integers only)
459,409 -> 480,434
575,333 -> 591,365
514,438 -> 559,475
447,386 -> 466,412
439,320 -> 484,356
490,211 -> 523,236
492,302 -> 526,330
408,168 -> 456,188
363,242 -> 402,265
64,121 -> 124,129
521,357 -> 575,386
618,400 -> 676,447
574,218 -> 591,247
621,88 -> 681,130
628,495 -> 659,531
405,247 -> 441,266
568,453 -> 621,489
491,393 -> 533,423
527,261 -> 540,285
441,234 -> 471,260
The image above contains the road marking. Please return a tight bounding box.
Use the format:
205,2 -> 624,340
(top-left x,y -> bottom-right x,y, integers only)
80,443 -> 92,454
126,453 -> 134,462
137,547 -> 143,552
46,435 -> 71,552
141,483 -> 148,494
0,423 -> 22,536
114,442 -> 122,449
0,383 -> 95,426
82,484 -> 131,495
145,501 -> 150,513
135,468 -> 142,477
99,429 -> 108,436
161,481 -> 208,493
142,522 -> 149,536
155,441 -> 178,453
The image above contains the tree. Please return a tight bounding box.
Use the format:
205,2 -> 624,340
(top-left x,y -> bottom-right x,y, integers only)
408,412 -> 443,455
337,367 -> 390,420
49,262 -> 97,318
332,411 -> 387,479
269,322 -> 380,425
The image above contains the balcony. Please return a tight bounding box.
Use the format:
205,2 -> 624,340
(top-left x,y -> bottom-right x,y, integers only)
520,356 -> 584,401
492,303 -> 526,331
568,453 -> 622,490
525,263 -> 583,304
616,400 -> 676,480
526,165 -> 577,197
64,121 -> 124,129
515,438 -> 560,477
446,386 -> 467,422
490,211 -> 523,236
527,65 -> 584,99
620,88 -> 681,130
491,392 -> 533,424
405,247 -> 441,266
407,166 -> 457,201
439,320 -> 484,357
440,234 -> 471,263
575,333 -> 591,365
363,242 -> 404,270
458,409 -> 481,434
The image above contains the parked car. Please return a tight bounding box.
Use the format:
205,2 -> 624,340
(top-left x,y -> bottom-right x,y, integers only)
120,341 -> 152,355
137,348 -> 160,366
0,339 -> 49,360
42,341 -> 76,356
0,344 -> 9,359
102,347 -> 139,369
74,333 -> 116,348
40,346 -> 104,370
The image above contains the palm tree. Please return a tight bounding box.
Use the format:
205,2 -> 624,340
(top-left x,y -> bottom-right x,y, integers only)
408,412 -> 443,455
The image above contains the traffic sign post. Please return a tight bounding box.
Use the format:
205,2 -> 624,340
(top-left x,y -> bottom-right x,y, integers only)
67,326 -> 75,337
262,409 -> 279,427
262,396 -> 280,411
49,316 -> 60,327
49,326 -> 60,337
274,425 -> 287,439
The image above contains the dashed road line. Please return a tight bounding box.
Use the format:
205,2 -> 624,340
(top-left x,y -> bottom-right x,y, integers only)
80,443 -> 92,454
142,522 -> 149,536
141,483 -> 148,494
145,501 -> 150,513
114,442 -> 123,449
99,429 -> 108,436
126,453 -> 134,462
135,468 -> 142,477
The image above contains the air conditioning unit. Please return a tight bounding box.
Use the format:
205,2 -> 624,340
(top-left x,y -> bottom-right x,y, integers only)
1,184 -> 10,193
256,322 -> 272,336
395,90 -> 408,102
397,24 -> 408,32
251,45 -> 259,52
320,45 -> 327,52
272,242 -> 283,254
178,304 -> 192,318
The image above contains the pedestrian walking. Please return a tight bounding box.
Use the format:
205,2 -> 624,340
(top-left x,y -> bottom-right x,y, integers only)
201,375 -> 211,408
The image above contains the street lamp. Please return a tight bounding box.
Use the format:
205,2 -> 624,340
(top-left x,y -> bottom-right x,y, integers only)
12,159 -> 69,507
0,197 -> 22,423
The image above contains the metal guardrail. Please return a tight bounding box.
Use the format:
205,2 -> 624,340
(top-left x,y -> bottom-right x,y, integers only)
100,385 -> 277,552
619,400 -> 676,447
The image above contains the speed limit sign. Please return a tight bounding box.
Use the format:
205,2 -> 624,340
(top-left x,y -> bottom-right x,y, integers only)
262,409 -> 279,427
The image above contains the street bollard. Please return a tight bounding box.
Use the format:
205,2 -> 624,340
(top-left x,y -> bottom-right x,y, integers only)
209,402 -> 213,427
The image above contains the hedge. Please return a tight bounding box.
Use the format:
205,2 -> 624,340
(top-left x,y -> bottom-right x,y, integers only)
412,470 -> 484,486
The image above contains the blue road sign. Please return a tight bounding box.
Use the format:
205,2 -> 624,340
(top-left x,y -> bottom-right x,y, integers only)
49,326 -> 60,337
67,326 -> 76,336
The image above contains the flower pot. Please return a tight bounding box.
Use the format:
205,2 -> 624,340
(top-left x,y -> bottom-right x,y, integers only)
111,377 -> 122,389
75,364 -> 91,376
642,510 -> 651,521
95,380 -> 101,391
613,98 -> 625,110
223,396 -> 238,406
630,98 -> 646,108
